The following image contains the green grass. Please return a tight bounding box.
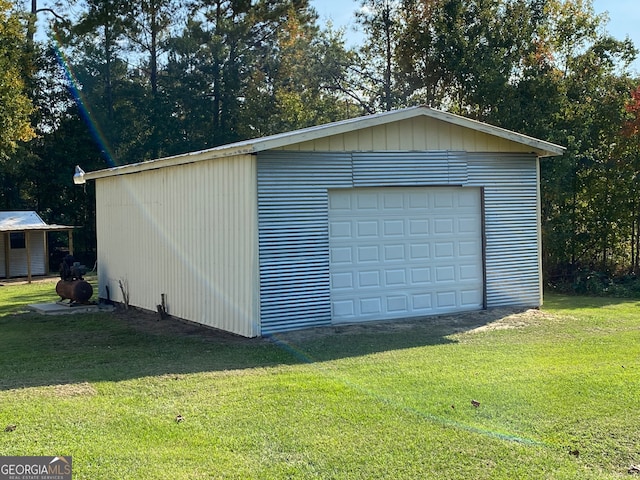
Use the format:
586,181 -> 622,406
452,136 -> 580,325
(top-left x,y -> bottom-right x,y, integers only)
1,283 -> 639,479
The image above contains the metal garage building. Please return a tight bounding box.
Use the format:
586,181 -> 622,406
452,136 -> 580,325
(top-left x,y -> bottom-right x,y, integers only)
83,106 -> 564,337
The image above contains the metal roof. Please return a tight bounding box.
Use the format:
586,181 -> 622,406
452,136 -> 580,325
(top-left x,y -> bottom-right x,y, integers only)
0,211 -> 76,232
84,105 -> 566,181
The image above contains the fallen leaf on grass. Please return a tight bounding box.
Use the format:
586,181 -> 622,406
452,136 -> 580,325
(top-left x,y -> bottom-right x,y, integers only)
4,425 -> 16,432
471,400 -> 480,408
629,465 -> 640,474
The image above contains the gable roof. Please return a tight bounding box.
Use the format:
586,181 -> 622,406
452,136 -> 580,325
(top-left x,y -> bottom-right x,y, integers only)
0,211 -> 75,232
84,105 -> 566,180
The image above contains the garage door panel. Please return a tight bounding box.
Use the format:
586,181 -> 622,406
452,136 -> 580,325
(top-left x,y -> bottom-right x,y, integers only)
459,217 -> 480,233
436,291 -> 457,308
332,272 -> 354,289
357,245 -> 379,262
411,267 -> 431,284
361,297 -> 382,314
459,241 -> 480,256
384,219 -> 405,235
385,269 -> 406,286
409,219 -> 429,235
331,246 -> 353,264
434,242 -> 455,258
383,244 -> 405,261
410,244 -> 430,260
461,289 -> 483,306
329,187 -> 483,323
414,296 -> 433,312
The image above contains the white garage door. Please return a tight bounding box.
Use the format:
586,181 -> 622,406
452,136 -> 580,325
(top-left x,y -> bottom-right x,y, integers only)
329,187 -> 484,323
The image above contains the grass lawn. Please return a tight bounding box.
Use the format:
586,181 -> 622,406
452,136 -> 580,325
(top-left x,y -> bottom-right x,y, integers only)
0,282 -> 639,479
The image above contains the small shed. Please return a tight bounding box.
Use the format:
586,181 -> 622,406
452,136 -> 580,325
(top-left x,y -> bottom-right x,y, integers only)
83,106 -> 564,337
0,211 -> 76,281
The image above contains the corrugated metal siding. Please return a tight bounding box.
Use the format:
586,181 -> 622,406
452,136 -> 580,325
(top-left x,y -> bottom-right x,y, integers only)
466,153 -> 541,307
96,155 -> 260,337
258,150 -> 541,333
258,151 -> 474,333
352,151 -> 468,186
258,152 -> 352,334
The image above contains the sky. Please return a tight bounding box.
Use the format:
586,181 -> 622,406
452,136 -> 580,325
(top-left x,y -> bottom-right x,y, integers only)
311,0 -> 640,72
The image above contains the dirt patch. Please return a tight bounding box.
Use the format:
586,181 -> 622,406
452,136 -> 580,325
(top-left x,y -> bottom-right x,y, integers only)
112,307 -> 268,345
110,305 -> 556,345
275,307 -> 555,344
466,308 -> 555,333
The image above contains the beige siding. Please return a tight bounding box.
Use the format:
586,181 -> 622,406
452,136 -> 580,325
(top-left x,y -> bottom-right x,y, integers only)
96,155 -> 260,337
277,116 -> 537,153
0,232 -> 46,278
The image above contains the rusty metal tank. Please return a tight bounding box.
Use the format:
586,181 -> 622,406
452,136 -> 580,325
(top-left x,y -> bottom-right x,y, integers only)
56,279 -> 93,304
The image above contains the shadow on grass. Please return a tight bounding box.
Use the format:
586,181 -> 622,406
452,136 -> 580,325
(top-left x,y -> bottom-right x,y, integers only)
0,305 -> 525,391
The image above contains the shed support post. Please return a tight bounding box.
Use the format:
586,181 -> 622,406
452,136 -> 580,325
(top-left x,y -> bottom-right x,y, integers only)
25,231 -> 32,283
3,232 -> 8,279
68,230 -> 74,255
44,231 -> 50,275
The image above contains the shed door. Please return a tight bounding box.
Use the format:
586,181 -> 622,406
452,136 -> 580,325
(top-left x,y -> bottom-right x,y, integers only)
328,187 -> 484,323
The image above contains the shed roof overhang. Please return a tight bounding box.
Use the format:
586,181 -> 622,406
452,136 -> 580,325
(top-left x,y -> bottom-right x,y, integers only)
0,225 -> 76,233
0,211 -> 77,233
84,106 -> 566,181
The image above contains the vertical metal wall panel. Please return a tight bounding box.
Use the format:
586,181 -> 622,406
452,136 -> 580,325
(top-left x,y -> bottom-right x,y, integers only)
466,153 -> 542,307
258,152 -> 352,334
96,155 -> 260,337
281,117 -> 542,154
352,152 -> 468,186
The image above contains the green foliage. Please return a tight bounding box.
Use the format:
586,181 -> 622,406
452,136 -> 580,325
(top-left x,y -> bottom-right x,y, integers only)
0,0 -> 35,163
3,0 -> 640,277
389,0 -> 640,282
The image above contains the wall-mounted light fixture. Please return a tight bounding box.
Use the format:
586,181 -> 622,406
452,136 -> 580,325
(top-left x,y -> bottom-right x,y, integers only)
73,165 -> 86,185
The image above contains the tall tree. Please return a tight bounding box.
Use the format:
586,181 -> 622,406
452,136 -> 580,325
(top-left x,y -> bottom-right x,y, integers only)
395,0 -> 545,119
0,0 -> 36,208
535,1 -> 637,279
0,0 -> 35,156
355,0 -> 403,112
59,0 -> 137,165
242,4 -> 357,136
126,0 -> 178,158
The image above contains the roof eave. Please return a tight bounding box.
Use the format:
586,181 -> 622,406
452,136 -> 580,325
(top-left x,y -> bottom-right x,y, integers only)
84,109 -> 426,180
83,106 -> 565,180
423,108 -> 565,157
